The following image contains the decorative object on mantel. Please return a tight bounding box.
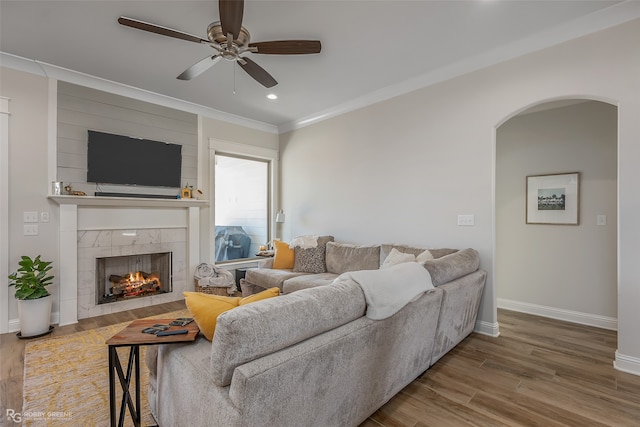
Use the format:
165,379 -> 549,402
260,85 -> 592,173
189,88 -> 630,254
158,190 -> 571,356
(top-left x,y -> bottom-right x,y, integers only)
52,181 -> 63,195
64,184 -> 86,196
526,172 -> 580,225
181,183 -> 193,199
8,255 -> 55,338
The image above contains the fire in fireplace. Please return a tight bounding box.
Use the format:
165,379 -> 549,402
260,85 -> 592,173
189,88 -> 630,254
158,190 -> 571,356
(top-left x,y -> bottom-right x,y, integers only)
108,270 -> 162,299
97,252 -> 172,304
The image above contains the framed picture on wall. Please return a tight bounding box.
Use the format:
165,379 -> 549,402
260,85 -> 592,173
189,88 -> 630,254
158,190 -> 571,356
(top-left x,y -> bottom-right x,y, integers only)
526,172 -> 580,225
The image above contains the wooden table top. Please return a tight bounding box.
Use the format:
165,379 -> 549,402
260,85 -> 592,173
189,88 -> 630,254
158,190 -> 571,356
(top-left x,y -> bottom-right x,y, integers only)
106,318 -> 200,347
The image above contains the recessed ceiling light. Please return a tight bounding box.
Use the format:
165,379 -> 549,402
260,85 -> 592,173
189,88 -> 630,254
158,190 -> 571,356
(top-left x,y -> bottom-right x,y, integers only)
266,93 -> 278,100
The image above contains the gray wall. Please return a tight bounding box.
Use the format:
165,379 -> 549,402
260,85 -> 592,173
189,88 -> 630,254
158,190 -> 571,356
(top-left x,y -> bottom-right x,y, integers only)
2,68 -> 53,320
57,82 -> 197,197
496,101 -> 617,326
279,19 -> 640,371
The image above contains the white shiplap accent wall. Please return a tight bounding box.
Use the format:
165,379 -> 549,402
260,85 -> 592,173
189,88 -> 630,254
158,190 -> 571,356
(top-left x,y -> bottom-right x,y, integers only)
56,82 -> 198,197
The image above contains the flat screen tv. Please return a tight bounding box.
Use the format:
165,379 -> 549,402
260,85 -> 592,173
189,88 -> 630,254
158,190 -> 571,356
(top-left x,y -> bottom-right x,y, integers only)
87,130 -> 182,188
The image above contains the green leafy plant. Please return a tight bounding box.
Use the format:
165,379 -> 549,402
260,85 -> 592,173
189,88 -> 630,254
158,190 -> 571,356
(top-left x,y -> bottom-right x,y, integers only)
8,255 -> 54,300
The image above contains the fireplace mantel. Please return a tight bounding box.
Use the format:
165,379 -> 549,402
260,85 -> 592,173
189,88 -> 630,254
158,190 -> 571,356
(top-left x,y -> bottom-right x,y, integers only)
52,195 -> 203,326
49,195 -> 208,208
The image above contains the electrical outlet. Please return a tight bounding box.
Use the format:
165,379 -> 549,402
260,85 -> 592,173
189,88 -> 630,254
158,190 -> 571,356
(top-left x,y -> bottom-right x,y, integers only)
457,214 -> 475,226
24,224 -> 38,236
40,211 -> 50,223
23,211 -> 38,223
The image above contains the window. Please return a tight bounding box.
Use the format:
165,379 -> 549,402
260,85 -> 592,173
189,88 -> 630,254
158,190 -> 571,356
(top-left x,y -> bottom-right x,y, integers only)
214,154 -> 269,263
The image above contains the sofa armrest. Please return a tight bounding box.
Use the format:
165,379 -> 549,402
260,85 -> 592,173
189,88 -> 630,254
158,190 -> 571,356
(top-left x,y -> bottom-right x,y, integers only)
258,258 -> 274,269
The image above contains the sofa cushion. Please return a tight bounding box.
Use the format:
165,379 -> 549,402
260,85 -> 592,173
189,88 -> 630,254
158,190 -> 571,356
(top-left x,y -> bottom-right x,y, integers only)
422,248 -> 480,286
325,242 -> 381,275
381,248 -> 416,268
245,268 -> 309,291
210,280 -> 366,386
293,235 -> 334,273
273,240 -> 295,269
380,244 -> 458,266
282,273 -> 339,293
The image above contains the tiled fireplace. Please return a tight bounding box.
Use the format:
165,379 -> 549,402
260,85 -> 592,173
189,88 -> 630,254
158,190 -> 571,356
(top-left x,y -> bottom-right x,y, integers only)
51,196 -> 205,325
77,227 -> 185,318
96,251 -> 172,304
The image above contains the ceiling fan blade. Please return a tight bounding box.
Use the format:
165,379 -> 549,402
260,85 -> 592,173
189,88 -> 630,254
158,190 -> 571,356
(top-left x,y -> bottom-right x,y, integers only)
118,16 -> 207,44
238,57 -> 277,88
249,40 -> 321,55
177,55 -> 222,80
219,0 -> 244,40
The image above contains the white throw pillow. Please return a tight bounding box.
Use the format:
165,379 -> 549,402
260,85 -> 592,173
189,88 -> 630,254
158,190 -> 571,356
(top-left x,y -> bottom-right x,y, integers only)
381,248 -> 416,269
416,249 -> 434,264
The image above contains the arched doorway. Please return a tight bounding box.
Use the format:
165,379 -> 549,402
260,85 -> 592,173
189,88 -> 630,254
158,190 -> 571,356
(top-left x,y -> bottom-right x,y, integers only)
495,99 -> 618,329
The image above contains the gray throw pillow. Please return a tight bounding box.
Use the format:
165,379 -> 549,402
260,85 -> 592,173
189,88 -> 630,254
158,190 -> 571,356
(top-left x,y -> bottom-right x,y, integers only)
422,248 -> 480,286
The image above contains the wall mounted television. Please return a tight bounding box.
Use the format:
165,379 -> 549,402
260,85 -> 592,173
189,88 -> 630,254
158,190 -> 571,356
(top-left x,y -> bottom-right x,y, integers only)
87,130 -> 182,188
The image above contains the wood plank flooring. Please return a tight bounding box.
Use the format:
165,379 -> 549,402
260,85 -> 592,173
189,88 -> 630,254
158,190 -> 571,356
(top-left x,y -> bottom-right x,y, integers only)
2,306 -> 639,426
364,310 -> 640,427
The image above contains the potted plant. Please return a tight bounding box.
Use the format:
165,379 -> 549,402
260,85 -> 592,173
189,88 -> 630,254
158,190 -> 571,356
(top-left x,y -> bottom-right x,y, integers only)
8,255 -> 54,338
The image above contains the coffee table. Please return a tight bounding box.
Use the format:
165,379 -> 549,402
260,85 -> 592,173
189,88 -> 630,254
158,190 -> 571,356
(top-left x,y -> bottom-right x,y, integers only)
106,318 -> 200,427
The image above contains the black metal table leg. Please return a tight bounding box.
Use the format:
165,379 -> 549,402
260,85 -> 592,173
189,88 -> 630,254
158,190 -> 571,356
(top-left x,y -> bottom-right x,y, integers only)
109,345 -> 141,427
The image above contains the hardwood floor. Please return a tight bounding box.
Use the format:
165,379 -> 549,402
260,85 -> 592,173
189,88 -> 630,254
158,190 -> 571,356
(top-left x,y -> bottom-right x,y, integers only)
364,310 -> 640,427
2,306 -> 639,426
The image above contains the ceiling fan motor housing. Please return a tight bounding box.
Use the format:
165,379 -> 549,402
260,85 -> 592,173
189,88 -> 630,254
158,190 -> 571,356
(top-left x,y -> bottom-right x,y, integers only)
208,21 -> 250,47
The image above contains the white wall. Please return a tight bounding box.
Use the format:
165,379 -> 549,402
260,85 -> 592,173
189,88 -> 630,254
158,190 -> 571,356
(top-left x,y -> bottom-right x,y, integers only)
0,68 -> 56,321
496,101 -> 617,328
280,19 -> 640,373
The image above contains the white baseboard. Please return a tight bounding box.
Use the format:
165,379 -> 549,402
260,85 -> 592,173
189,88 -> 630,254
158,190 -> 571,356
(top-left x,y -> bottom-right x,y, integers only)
614,351 -> 640,376
7,311 -> 60,334
497,298 -> 617,331
474,320 -> 500,337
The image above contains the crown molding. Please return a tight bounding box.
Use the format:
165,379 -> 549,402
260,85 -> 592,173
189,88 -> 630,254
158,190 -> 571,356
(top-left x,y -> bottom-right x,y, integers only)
278,0 -> 640,134
0,52 -> 278,135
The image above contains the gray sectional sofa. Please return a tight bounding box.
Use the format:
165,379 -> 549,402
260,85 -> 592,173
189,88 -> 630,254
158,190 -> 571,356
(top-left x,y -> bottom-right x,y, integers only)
242,241 -> 465,295
146,241 -> 487,427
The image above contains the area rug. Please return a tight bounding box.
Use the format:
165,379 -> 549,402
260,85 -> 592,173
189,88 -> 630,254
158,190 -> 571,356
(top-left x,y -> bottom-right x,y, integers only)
22,309 -> 190,426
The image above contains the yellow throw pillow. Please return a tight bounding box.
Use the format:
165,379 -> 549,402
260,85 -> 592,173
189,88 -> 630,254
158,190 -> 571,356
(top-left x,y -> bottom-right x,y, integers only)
272,240 -> 294,269
240,287 -> 280,305
183,292 -> 241,341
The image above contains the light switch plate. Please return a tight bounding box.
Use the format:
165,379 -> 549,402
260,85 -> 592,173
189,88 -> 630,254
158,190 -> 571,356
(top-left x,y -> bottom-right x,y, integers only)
23,211 -> 38,223
24,224 -> 38,236
457,214 -> 475,226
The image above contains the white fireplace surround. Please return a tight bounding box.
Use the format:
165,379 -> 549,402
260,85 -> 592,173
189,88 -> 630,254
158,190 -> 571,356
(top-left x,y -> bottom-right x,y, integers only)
79,228 -> 181,318
50,195 -> 206,325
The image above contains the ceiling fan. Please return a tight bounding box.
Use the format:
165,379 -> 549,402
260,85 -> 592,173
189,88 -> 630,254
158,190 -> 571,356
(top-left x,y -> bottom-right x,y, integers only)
118,0 -> 321,88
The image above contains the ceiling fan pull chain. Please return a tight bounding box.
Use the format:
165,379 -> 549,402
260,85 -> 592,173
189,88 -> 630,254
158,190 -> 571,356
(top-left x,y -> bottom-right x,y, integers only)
233,64 -> 236,95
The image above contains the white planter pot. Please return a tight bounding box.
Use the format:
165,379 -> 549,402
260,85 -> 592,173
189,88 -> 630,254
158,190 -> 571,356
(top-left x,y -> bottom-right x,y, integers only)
17,295 -> 52,337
